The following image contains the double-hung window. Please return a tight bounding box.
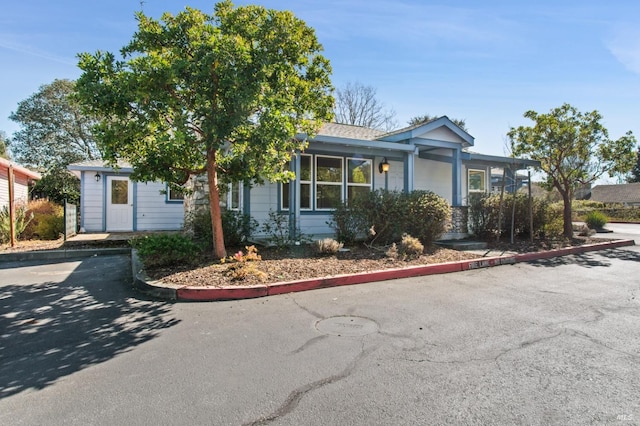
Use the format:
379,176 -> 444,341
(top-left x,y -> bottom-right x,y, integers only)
281,154 -> 373,211
220,182 -> 242,211
282,154 -> 312,210
315,155 -> 343,210
346,158 -> 372,204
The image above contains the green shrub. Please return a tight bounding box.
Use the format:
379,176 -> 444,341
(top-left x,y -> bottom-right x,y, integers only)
543,202 -> 565,239
260,210 -> 312,248
329,203 -> 360,245
185,208 -> 257,248
0,204 -> 34,243
585,211 -> 608,229
330,189 -> 451,246
22,199 -> 60,240
130,233 -> 203,268
34,209 -> 64,240
402,191 -> 451,246
468,193 -> 551,240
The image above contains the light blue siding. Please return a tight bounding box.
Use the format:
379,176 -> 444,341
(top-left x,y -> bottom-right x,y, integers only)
135,181 -> 184,231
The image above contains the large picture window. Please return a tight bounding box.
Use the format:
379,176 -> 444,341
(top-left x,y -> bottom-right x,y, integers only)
468,169 -> 486,193
281,154 -> 372,211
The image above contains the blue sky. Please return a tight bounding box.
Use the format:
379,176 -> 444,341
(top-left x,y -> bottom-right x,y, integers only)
2,0 -> 640,179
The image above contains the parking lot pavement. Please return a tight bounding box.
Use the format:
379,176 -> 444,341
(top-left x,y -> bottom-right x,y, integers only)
592,222 -> 640,244
1,247 -> 639,425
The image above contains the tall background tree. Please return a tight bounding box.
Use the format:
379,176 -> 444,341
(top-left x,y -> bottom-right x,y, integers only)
408,114 -> 468,131
508,103 -> 636,238
9,79 -> 99,167
334,81 -> 397,131
0,131 -> 9,159
626,147 -> 640,183
9,79 -> 99,203
76,1 -> 334,258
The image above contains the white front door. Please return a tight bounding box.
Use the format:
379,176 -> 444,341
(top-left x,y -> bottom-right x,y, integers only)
106,176 -> 133,231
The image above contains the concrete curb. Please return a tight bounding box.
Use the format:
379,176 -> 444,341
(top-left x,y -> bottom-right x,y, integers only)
142,239 -> 635,302
0,247 -> 131,263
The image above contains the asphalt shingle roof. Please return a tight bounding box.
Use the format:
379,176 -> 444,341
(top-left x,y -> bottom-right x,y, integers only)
317,122 -> 385,140
590,183 -> 640,204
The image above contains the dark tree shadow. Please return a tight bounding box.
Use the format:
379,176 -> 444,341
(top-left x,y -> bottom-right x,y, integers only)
0,255 -> 180,398
526,248 -> 640,269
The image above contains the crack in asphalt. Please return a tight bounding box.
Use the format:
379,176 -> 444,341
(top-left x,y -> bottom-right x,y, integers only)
562,328 -> 640,361
396,331 -> 565,365
244,342 -> 375,425
289,335 -> 329,354
288,295 -> 324,319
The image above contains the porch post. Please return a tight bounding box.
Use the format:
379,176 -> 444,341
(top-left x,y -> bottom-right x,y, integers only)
288,151 -> 301,240
506,167 -> 516,193
452,148 -> 462,205
404,148 -> 416,192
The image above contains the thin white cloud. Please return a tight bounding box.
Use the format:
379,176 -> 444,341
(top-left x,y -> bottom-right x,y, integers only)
607,24 -> 640,74
0,37 -> 76,66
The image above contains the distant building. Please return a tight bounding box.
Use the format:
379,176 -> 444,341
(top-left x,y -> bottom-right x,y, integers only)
589,183 -> 640,206
0,158 -> 41,210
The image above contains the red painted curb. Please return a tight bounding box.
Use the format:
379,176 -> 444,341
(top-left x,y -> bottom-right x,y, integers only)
176,284 -> 268,301
171,239 -> 635,301
460,256 -> 516,271
514,239 -> 635,263
267,261 -> 465,296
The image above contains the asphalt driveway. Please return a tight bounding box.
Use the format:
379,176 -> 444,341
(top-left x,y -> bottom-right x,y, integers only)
1,247 -> 639,425
592,222 -> 640,244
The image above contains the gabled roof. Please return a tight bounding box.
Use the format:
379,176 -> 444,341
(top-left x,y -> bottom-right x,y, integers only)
377,116 -> 474,148
67,159 -> 132,172
590,183 -> 640,204
0,157 -> 41,180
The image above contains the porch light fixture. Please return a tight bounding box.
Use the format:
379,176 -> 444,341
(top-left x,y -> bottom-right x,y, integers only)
94,172 -> 101,182
378,158 -> 390,174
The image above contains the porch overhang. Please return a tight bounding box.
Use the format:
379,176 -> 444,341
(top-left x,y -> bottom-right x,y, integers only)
462,152 -> 540,169
305,135 -> 417,153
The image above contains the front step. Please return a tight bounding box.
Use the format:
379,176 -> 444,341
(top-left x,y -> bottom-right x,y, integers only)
435,240 -> 488,251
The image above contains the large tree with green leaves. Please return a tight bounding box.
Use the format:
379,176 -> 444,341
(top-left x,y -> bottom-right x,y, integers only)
9,79 -> 98,204
627,147 -> 640,183
76,1 -> 334,258
0,131 -> 9,159
508,103 -> 636,238
9,79 -> 99,168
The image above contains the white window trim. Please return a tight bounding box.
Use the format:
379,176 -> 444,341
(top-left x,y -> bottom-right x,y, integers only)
227,182 -> 243,211
346,157 -> 372,204
315,154 -> 344,211
281,154 -> 313,211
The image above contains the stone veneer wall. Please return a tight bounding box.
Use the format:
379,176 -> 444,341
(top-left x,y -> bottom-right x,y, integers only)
183,174 -> 210,231
449,206 -> 469,235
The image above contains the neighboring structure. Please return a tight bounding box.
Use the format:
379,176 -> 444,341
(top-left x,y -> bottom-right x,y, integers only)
67,160 -> 184,232
590,183 -> 640,206
490,169 -> 529,194
0,157 -> 41,209
69,117 -> 540,237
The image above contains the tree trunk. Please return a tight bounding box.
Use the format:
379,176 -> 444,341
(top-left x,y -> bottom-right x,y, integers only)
206,148 -> 227,259
561,190 -> 573,239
